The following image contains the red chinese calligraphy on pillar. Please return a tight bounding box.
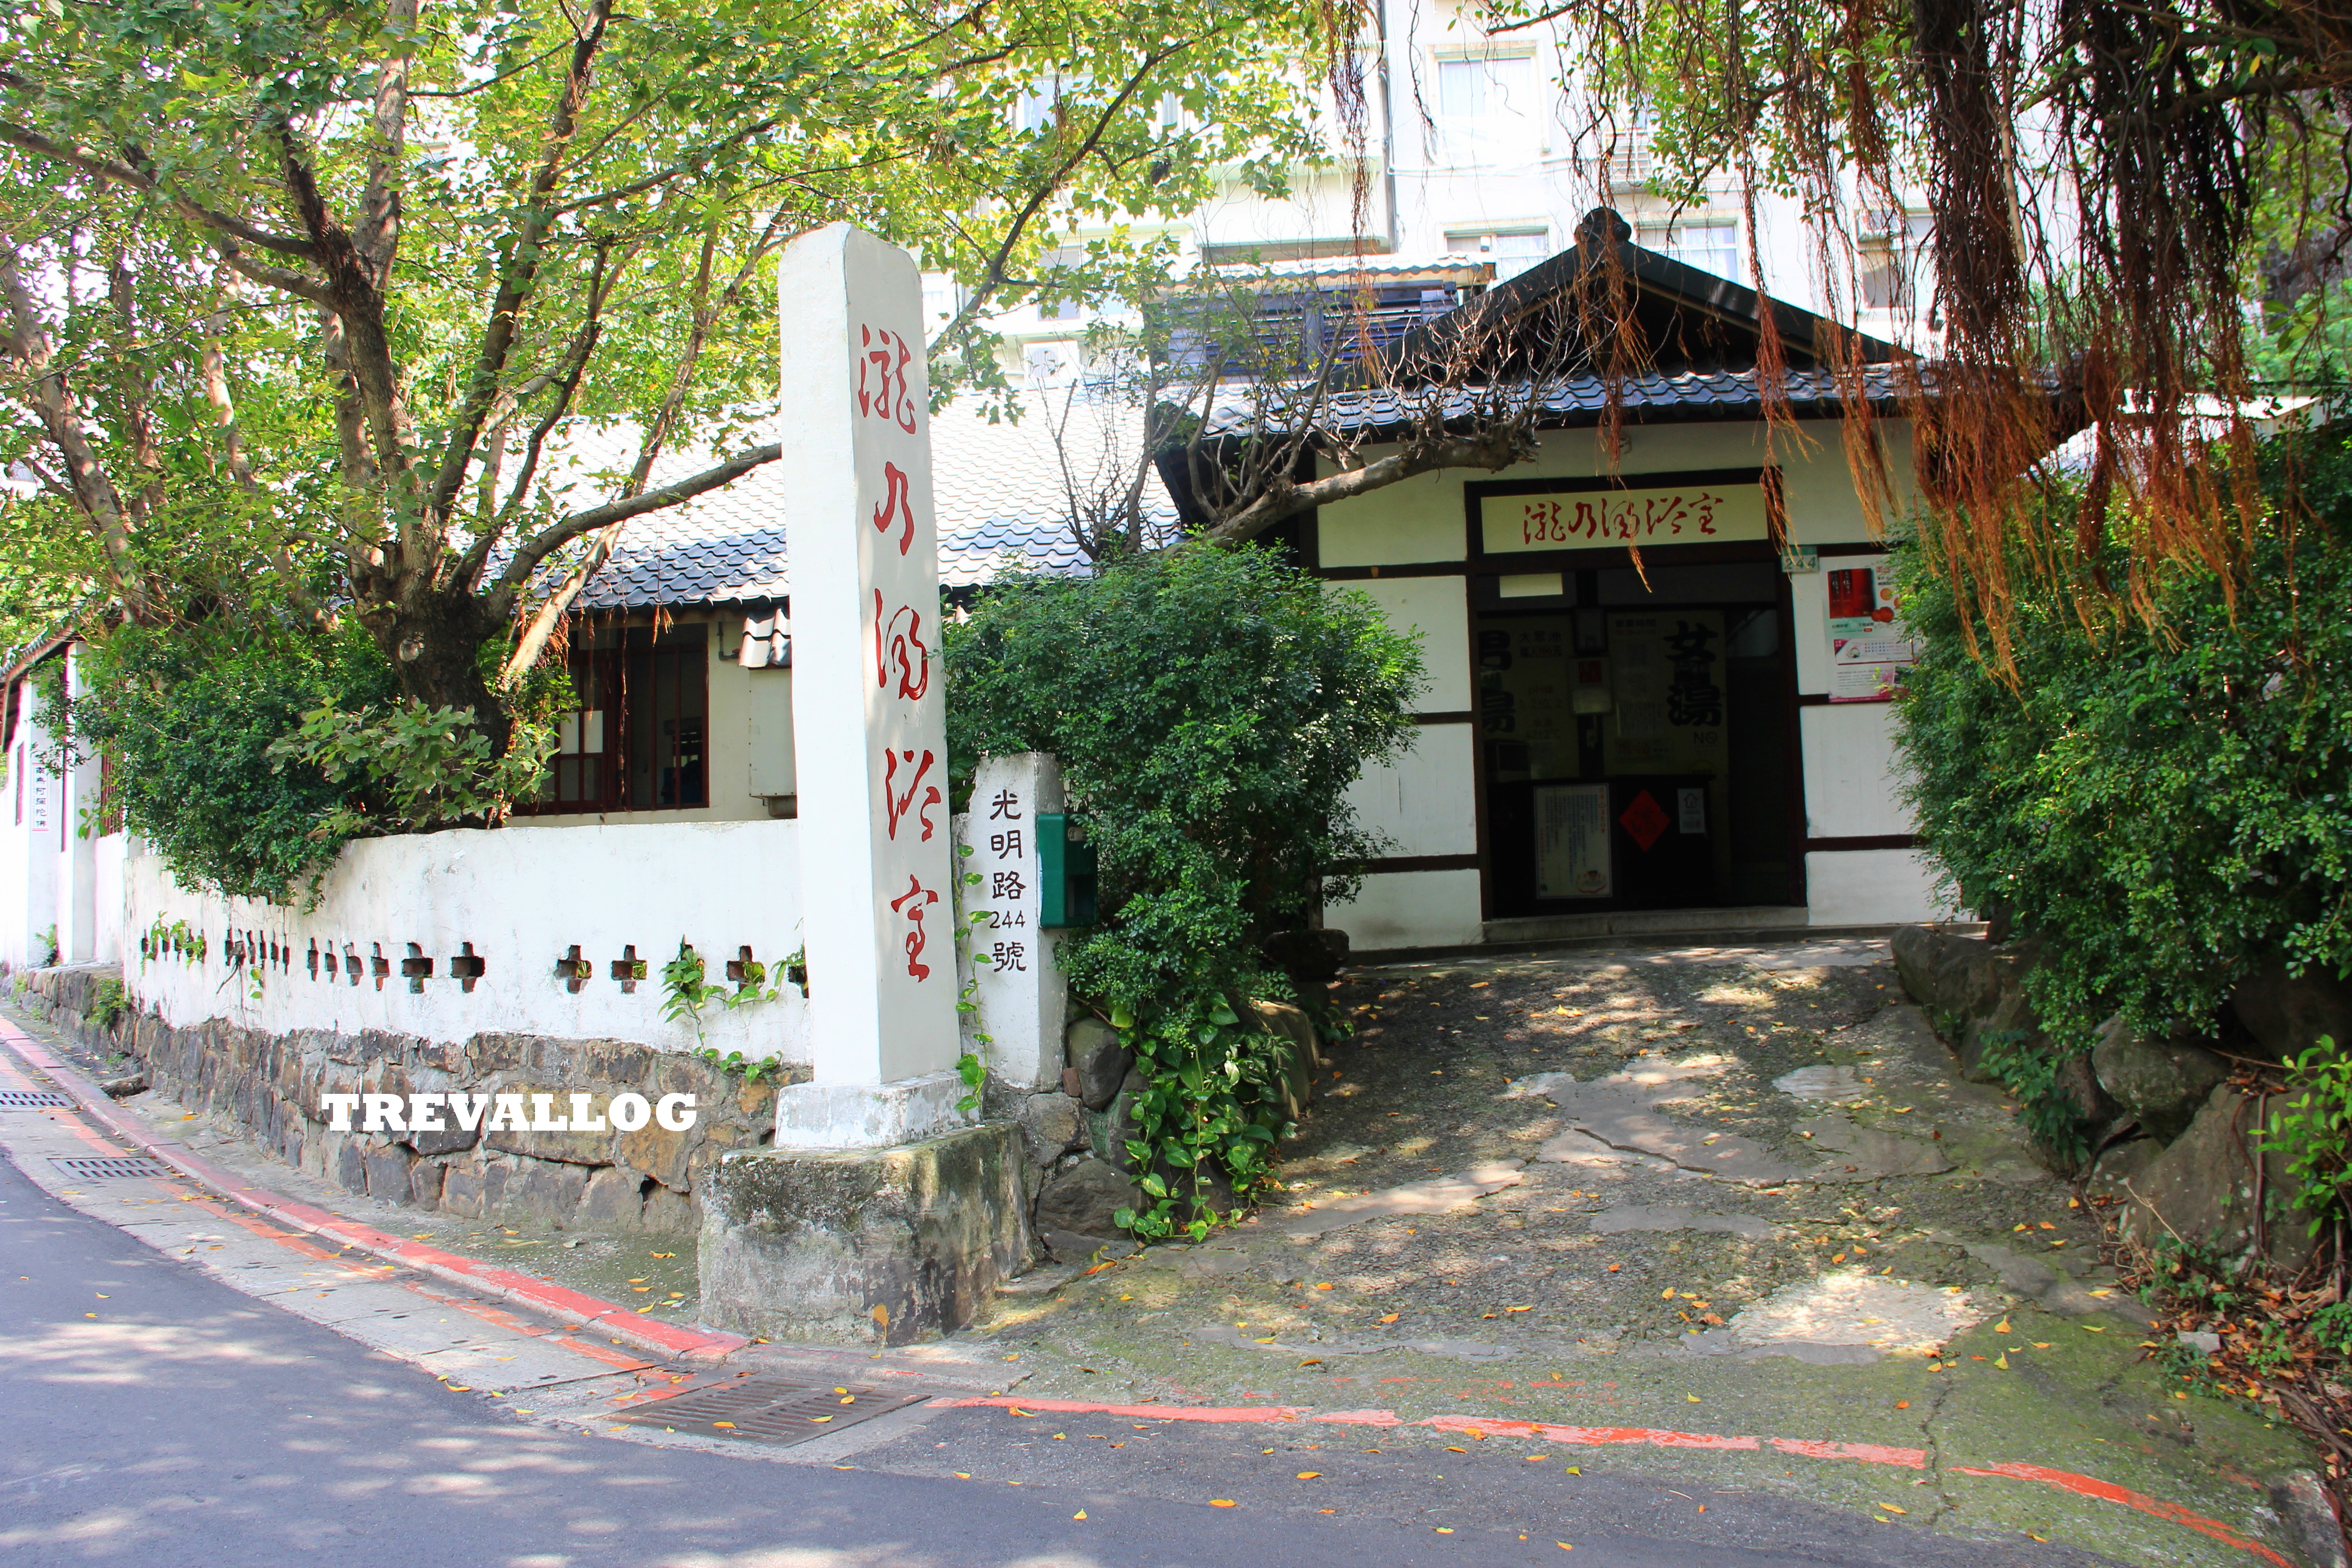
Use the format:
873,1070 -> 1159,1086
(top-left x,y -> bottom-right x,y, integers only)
871,461 -> 915,555
872,589 -> 931,700
857,325 -> 919,434
888,874 -> 938,980
884,746 -> 941,842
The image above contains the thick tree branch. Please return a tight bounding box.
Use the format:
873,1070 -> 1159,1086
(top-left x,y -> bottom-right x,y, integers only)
0,240 -> 152,622
106,248 -> 167,524
355,0 -> 417,282
936,41 -> 1195,344
1192,426 -> 1536,547
426,0 -> 612,531
0,120 -> 319,261
450,243 -> 624,593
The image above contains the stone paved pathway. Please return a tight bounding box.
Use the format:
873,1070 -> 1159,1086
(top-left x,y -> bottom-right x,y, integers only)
967,939 -> 2330,1566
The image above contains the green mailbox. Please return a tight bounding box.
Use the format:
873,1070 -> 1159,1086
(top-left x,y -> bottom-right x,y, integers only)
1038,813 -> 1098,928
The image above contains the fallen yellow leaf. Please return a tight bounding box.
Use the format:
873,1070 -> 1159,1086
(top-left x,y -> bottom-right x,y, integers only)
1565,1466 -> 1581,1475
1210,1499 -> 1236,1508
1446,1445 -> 1467,1452
1073,1511 -> 1087,1521
1378,1312 -> 1400,1324
1878,1503 -> 1908,1515
1994,1354 -> 2009,1369
1297,1471 -> 1321,1479
713,1421 -> 735,1429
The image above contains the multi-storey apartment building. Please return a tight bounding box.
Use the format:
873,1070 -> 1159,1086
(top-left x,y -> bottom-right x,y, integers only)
958,0 -> 1939,379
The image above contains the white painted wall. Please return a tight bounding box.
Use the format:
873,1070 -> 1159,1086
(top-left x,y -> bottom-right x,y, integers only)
1328,867 -> 1484,952
1805,848 -> 1946,926
122,819 -> 812,1063
1346,725 -> 1477,859
1798,704 -> 1910,839
92,831 -> 127,970
1340,575 -> 1472,711
1,668 -> 66,972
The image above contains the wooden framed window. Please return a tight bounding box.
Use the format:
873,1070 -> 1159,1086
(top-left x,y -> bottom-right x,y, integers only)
526,622 -> 708,813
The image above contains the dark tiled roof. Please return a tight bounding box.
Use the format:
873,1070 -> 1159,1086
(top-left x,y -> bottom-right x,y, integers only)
1194,363 -> 1924,441
555,392 -> 1178,612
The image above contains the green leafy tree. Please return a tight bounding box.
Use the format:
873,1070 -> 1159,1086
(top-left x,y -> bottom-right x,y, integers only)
1896,426 -> 2352,1096
72,618 -> 400,901
944,544 -> 1424,1235
0,0 -> 1333,733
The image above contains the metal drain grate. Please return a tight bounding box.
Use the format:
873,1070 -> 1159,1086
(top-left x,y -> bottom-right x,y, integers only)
0,1090 -> 73,1109
609,1378 -> 930,1445
51,1156 -> 174,1181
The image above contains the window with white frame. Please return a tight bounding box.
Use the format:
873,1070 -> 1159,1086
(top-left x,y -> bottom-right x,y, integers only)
1858,212 -> 1934,312
1636,218 -> 1740,281
1446,227 -> 1552,281
1430,51 -> 1539,166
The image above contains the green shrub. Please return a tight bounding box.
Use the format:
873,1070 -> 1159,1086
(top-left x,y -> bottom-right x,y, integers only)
1897,428 -> 2352,1064
944,544 -> 1424,1238
74,619 -> 398,902
2261,1034 -> 2352,1238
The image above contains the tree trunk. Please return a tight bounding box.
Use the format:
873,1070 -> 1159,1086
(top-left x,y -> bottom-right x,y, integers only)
367,600 -> 509,751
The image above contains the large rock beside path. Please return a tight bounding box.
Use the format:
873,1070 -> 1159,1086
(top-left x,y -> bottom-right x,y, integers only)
2090,1014 -> 2229,1143
2121,1082 -> 2314,1274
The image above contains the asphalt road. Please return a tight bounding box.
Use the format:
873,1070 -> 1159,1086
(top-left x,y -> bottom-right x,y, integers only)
0,1145 -> 2112,1568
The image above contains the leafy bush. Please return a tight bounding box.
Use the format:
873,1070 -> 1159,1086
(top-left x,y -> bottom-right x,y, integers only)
269,699 -> 554,839
944,544 -> 1423,1238
1897,428 -> 2352,1062
74,619 -> 398,901
2262,1034 -> 2352,1238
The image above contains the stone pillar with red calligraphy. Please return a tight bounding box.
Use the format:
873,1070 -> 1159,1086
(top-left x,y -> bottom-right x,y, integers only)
770,224 -> 965,1149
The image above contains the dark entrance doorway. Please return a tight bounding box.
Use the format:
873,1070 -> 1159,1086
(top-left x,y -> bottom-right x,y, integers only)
1477,556 -> 1798,918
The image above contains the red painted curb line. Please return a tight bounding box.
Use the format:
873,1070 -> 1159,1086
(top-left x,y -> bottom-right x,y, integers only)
0,1016 -> 748,1366
933,1396 -> 2290,1564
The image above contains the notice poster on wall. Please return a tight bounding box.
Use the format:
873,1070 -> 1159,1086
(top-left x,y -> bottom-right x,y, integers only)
1826,559 -> 1919,703
1535,782 -> 1612,899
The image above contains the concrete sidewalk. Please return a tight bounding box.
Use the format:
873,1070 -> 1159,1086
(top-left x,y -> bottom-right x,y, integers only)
2,943 -> 2340,1566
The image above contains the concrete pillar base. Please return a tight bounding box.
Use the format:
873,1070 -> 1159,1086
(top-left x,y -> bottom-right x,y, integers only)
771,1069 -> 974,1150
697,1120 -> 1031,1345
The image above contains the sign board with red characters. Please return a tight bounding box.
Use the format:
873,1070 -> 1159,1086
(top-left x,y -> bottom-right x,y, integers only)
1480,482 -> 1774,554
777,225 -> 959,1089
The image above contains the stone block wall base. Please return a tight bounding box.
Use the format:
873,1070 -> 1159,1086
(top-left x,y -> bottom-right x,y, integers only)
698,1121 -> 1031,1346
